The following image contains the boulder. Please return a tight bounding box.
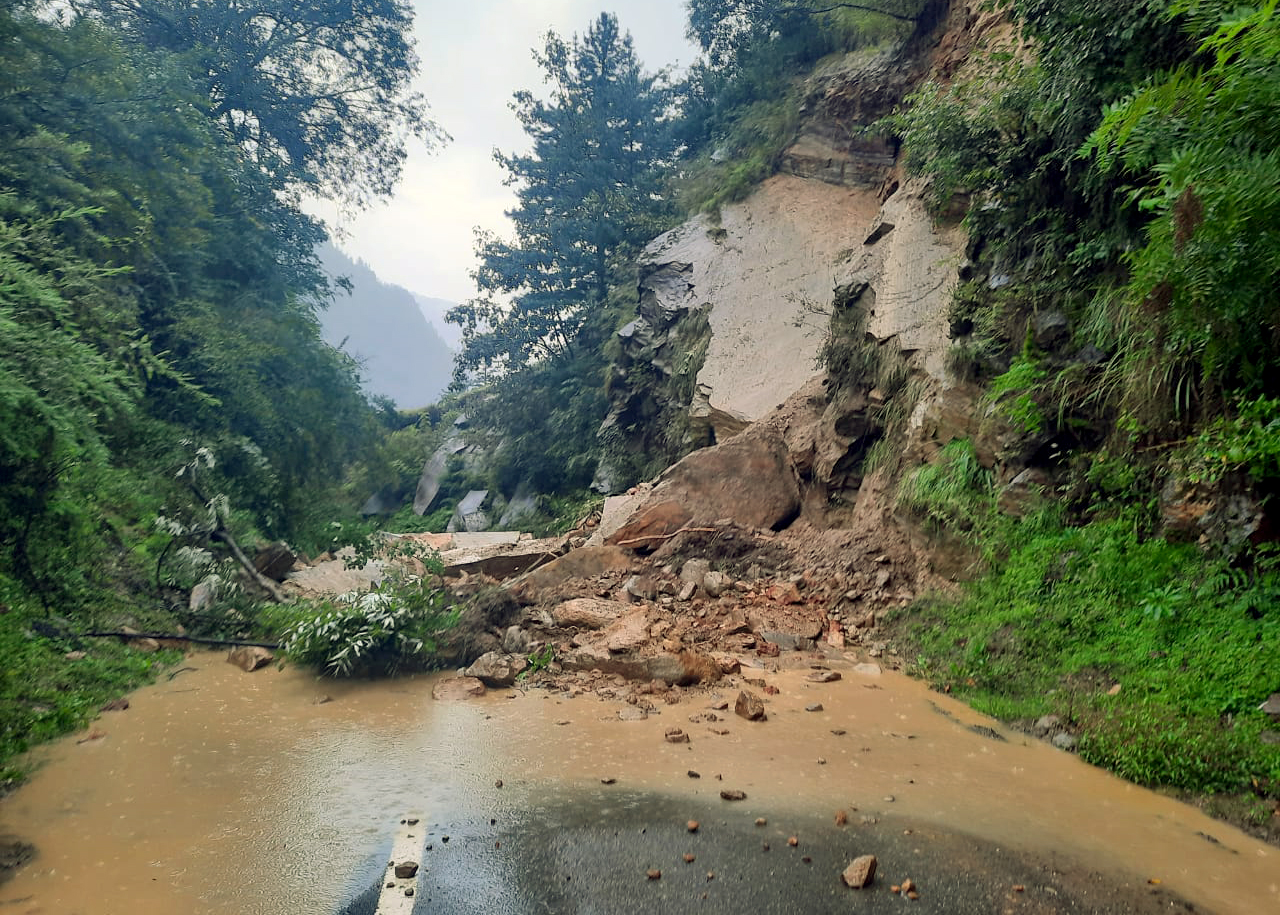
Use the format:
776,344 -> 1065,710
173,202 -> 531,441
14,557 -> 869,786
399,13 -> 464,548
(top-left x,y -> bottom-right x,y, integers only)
735,690 -> 767,721
253,542 -> 296,582
842,855 -> 878,889
607,426 -> 801,548
464,651 -> 527,688
561,649 -> 721,686
447,490 -> 490,534
509,546 -> 633,601
552,598 -> 630,630
227,646 -> 273,672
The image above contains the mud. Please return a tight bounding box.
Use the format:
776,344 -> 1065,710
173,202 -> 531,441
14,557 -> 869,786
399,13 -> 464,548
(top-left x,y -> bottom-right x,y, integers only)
0,653 -> 1275,913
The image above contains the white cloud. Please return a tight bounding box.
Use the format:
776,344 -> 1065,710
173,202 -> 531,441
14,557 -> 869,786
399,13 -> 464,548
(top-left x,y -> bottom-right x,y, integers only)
310,1 -> 698,305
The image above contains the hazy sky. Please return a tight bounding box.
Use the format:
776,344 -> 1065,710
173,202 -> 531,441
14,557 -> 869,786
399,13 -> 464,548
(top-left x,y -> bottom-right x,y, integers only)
313,1 -> 699,306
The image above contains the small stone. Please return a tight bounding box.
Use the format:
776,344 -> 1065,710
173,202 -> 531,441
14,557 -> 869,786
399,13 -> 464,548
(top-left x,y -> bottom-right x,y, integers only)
804,703 -> 824,712
1051,732 -> 1079,751
787,836 -> 798,847
841,855 -> 877,888
394,862 -> 419,879
404,888 -> 415,898
100,698 -> 129,712
734,690 -> 766,721
601,777 -> 617,785
806,670 -> 841,683
1107,683 -> 1122,696
762,842 -> 770,851
406,818 -> 419,826
831,728 -> 847,736
907,890 -> 920,900
495,779 -> 503,788
883,795 -> 895,802
1013,884 -> 1025,893
755,817 -> 767,827
664,727 -> 690,744
720,789 -> 747,801
687,770 -> 701,779
902,878 -> 915,893
646,869 -> 661,880
835,809 -> 848,826
64,650 -> 87,660
687,820 -> 699,833
385,882 -> 395,889
683,853 -> 696,863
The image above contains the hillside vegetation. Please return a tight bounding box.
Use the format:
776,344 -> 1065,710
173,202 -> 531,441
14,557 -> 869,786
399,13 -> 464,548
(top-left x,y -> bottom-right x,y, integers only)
1,0 -> 1276,832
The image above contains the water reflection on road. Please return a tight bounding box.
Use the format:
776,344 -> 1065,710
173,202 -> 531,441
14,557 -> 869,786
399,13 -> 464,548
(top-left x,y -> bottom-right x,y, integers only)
0,653 -> 1274,913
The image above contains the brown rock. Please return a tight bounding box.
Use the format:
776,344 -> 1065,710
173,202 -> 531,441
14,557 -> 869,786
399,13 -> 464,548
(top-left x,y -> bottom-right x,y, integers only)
841,855 -> 877,888
646,869 -> 662,880
607,427 -> 801,548
806,670 -> 841,683
720,789 -> 747,801
463,651 -> 528,687
664,728 -> 690,744
834,809 -> 848,826
552,598 -> 630,630
253,541 -> 296,582
687,820 -> 699,833
683,853 -> 696,864
393,861 -> 419,879
431,677 -> 487,701
227,646 -> 273,672
135,638 -> 161,653
510,546 -> 633,601
734,690 -> 767,721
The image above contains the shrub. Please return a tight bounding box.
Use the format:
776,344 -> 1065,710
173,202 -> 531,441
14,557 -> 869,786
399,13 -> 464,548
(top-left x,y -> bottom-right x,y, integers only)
278,572 -> 458,677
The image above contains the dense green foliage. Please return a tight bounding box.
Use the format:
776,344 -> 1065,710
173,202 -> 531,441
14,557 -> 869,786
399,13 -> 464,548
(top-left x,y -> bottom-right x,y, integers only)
449,14 -> 678,380
874,0 -> 1280,819
0,0 -> 435,773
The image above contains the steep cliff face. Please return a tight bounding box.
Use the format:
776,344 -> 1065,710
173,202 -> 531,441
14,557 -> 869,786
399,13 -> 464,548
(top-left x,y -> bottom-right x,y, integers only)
599,1 -> 997,500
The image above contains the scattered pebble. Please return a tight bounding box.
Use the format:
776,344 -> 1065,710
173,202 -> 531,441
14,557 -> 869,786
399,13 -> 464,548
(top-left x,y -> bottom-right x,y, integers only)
720,789 -> 747,801
804,703 -> 824,712
687,820 -> 699,833
835,810 -> 848,826
755,817 -> 767,827
687,770 -> 701,779
683,853 -> 696,864
787,836 -> 799,847
601,777 -> 617,785
646,869 -> 661,880
495,780 -> 503,788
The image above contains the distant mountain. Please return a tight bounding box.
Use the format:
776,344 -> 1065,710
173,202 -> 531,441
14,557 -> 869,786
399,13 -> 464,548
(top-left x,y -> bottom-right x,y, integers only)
316,244 -> 454,409
413,293 -> 463,351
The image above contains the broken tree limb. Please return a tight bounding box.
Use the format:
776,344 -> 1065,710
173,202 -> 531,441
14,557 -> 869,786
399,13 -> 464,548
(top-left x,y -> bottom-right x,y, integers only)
613,526 -> 720,548
82,631 -> 280,649
211,528 -> 287,603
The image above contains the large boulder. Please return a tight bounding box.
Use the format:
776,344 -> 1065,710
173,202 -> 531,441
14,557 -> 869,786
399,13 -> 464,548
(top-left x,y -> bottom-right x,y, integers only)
464,651 -> 528,687
607,426 -> 801,548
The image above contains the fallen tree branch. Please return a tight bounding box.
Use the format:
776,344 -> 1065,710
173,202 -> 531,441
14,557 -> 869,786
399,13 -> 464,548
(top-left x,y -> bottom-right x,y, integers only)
211,529 -> 287,603
82,631 -> 280,649
613,526 -> 721,548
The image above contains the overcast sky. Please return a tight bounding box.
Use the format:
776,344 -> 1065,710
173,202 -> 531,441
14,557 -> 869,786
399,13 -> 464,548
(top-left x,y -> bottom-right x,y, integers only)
313,1 -> 700,307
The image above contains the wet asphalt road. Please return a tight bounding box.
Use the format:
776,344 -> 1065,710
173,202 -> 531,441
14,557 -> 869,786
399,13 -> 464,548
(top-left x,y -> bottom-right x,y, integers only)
339,789 -> 1192,915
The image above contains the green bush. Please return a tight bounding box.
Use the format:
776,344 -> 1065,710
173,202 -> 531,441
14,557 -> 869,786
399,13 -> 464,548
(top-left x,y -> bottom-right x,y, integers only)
276,571 -> 458,678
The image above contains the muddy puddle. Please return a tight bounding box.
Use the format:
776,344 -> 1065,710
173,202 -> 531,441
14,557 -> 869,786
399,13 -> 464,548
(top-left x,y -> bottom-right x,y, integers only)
0,653 -> 1275,913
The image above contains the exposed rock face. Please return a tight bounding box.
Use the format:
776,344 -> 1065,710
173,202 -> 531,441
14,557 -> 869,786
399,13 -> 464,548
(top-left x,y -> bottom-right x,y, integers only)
413,429 -> 465,516
447,490 -> 490,534
596,176 -> 881,491
606,426 -> 801,547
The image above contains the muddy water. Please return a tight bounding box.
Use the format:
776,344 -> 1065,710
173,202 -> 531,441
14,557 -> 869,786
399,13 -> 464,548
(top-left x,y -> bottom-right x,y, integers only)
0,654 -> 1275,914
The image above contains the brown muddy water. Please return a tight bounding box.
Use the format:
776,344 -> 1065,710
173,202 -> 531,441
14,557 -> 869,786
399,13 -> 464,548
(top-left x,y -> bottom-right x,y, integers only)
0,652 -> 1276,914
